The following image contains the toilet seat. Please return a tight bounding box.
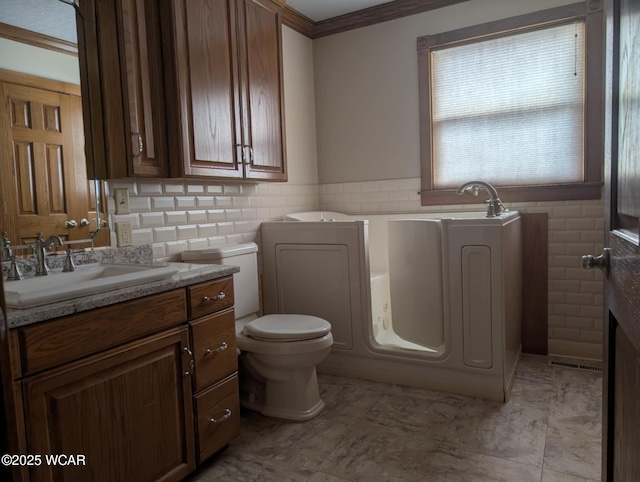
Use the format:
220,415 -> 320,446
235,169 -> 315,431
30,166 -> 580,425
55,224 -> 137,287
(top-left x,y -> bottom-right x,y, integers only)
242,314 -> 331,342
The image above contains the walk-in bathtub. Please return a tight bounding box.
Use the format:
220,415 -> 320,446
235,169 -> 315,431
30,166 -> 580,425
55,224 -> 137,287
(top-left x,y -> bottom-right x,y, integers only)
261,210 -> 522,401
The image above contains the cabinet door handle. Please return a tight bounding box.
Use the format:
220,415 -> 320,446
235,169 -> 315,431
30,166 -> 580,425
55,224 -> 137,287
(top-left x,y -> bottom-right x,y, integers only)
202,292 -> 225,302
182,346 -> 194,377
132,132 -> 144,157
65,220 -> 77,228
247,145 -> 254,164
235,143 -> 246,164
205,342 -> 228,355
209,408 -> 232,424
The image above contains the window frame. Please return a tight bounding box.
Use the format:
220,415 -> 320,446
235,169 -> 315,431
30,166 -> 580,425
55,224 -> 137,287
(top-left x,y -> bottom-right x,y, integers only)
417,1 -> 604,205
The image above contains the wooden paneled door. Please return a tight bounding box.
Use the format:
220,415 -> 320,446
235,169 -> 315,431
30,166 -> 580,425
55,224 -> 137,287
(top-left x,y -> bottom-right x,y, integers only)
600,0 -> 640,479
0,81 -> 89,246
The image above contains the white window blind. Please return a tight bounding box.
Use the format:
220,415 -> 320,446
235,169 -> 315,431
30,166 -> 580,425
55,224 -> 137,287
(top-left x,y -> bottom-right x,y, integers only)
431,22 -> 585,189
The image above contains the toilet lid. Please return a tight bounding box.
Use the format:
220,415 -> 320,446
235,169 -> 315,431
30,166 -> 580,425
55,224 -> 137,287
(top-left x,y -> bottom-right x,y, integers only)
242,314 -> 331,342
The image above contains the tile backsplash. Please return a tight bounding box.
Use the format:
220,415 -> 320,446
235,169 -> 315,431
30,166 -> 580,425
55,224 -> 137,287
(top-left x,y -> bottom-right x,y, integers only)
104,177 -> 604,361
106,180 -> 320,262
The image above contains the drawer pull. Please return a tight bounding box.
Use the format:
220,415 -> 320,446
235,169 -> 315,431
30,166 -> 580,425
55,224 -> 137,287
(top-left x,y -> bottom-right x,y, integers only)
183,346 -> 194,377
206,342 -> 228,355
210,409 -> 232,424
202,292 -> 226,303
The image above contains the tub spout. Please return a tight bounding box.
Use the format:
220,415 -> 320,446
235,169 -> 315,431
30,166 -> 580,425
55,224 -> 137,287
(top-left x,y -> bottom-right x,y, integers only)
456,181 -> 509,217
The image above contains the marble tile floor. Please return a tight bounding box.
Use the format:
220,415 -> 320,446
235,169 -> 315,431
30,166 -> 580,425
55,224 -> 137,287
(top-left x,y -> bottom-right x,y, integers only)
187,354 -> 602,482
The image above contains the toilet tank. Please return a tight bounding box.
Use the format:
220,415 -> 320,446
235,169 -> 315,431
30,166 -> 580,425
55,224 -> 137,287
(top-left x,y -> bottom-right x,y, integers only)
182,243 -> 260,320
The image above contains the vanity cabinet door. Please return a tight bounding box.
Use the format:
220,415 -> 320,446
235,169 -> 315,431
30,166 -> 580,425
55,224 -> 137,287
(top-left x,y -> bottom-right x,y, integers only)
23,328 -> 195,482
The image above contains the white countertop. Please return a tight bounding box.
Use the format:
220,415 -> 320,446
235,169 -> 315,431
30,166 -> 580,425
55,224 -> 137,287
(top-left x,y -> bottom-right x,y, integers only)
6,262 -> 239,329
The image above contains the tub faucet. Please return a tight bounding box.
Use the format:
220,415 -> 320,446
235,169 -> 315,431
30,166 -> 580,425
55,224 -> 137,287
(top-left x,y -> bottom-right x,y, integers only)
34,233 -> 63,276
456,181 -> 509,217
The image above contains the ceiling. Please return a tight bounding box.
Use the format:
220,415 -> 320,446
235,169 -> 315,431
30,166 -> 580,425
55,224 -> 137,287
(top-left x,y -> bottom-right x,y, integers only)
0,0 -> 424,42
0,0 -> 77,43
286,0 -> 395,22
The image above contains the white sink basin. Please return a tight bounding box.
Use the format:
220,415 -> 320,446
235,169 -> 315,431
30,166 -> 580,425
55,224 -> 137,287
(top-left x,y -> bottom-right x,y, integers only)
4,263 -> 179,309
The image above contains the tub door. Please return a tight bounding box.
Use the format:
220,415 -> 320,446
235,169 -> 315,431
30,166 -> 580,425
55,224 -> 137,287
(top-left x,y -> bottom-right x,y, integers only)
273,244 -> 354,350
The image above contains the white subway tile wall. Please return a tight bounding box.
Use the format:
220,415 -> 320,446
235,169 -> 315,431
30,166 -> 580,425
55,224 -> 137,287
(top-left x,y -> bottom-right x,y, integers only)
319,178 -> 605,361
104,178 -> 604,360
105,180 -> 320,263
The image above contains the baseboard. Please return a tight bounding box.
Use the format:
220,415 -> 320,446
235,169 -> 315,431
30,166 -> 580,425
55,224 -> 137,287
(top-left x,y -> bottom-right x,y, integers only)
548,339 -> 602,361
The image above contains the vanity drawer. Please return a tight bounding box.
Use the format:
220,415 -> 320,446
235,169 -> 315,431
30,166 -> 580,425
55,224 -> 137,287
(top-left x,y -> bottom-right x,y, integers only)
188,277 -> 234,319
19,290 -> 187,375
195,374 -> 240,462
190,309 -> 237,392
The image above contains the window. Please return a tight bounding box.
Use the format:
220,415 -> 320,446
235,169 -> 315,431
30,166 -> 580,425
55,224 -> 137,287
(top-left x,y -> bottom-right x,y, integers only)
417,2 -> 604,205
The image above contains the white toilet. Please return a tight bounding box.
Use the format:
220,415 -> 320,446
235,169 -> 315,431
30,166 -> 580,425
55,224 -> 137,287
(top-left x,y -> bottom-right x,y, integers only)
181,242 -> 333,421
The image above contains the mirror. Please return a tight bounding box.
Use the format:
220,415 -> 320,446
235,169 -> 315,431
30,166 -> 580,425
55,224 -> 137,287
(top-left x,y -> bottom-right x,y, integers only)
0,0 -> 108,255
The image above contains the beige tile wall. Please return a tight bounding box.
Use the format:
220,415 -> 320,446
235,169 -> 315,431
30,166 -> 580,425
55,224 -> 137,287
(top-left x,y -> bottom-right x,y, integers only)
319,178 -> 605,361
105,180 -> 320,262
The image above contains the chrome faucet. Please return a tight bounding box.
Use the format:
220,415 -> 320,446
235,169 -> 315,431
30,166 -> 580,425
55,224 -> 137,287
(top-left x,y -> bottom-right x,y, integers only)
1,232 -> 11,261
456,181 -> 509,217
34,233 -> 63,276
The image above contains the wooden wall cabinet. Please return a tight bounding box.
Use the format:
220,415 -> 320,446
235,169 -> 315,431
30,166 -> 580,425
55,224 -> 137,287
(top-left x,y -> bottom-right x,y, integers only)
8,277 -> 239,482
163,0 -> 287,181
77,0 -> 287,181
78,0 -> 169,178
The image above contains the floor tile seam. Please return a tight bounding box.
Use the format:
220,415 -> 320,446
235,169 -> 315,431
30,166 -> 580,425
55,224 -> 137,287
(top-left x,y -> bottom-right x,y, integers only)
540,405 -> 552,479
546,414 -> 602,434
231,447 -> 322,479
438,437 -> 547,469
435,442 -> 547,472
541,461 -> 601,482
429,402 -> 464,445
358,414 -> 452,446
376,390 -> 468,409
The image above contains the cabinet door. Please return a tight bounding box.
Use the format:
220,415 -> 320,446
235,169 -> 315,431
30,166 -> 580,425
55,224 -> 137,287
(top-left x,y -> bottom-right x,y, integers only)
120,0 -> 169,177
166,0 -> 244,178
238,0 -> 287,181
78,0 -> 167,179
23,328 -> 195,482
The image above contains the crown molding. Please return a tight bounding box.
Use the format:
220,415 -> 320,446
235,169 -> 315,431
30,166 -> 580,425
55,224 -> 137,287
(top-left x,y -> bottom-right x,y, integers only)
0,22 -> 77,56
282,5 -> 316,38
282,0 -> 470,39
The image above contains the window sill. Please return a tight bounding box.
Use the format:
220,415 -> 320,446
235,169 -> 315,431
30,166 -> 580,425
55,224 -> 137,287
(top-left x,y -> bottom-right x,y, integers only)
420,182 -> 603,206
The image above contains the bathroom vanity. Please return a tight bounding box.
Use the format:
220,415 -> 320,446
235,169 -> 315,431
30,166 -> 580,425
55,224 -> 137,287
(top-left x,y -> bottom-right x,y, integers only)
2,263 -> 240,482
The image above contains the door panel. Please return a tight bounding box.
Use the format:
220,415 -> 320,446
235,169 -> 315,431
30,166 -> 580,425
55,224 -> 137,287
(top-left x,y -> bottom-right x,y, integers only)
0,83 -> 88,245
602,0 -> 640,479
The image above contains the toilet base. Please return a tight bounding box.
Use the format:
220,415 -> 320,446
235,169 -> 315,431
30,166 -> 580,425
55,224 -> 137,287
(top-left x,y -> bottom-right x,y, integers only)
259,398 -> 325,422
238,353 -> 327,421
